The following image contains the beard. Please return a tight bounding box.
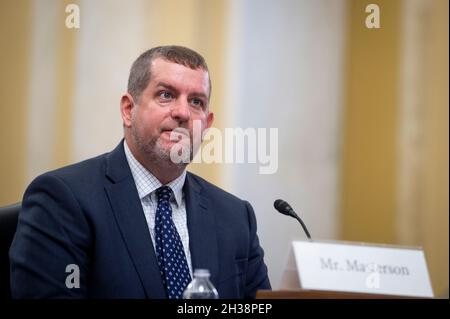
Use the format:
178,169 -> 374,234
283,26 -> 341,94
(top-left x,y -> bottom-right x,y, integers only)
130,125 -> 194,168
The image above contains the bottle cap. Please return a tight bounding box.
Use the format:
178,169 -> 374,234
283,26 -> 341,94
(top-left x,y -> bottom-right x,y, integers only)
193,269 -> 210,277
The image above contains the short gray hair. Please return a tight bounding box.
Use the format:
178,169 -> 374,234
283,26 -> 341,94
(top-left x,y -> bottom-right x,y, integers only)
127,45 -> 211,103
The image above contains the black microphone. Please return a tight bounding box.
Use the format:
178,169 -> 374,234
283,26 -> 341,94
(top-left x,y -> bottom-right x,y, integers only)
274,199 -> 312,240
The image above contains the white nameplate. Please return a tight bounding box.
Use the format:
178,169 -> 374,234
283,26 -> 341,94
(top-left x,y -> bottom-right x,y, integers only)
280,240 -> 433,297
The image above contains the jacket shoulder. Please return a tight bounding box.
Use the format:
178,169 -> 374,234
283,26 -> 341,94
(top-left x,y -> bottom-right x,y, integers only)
31,152 -> 109,189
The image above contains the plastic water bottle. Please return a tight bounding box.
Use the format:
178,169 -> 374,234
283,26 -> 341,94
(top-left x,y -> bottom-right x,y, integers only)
183,269 -> 219,299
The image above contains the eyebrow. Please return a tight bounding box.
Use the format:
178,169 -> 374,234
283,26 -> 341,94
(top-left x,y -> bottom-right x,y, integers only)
156,82 -> 209,100
156,82 -> 178,93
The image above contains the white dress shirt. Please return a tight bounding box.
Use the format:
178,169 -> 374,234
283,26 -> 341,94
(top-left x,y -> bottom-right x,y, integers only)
123,141 -> 193,276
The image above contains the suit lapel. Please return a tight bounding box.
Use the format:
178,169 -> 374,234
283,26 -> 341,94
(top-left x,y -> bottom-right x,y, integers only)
104,141 -> 166,298
184,173 -> 219,286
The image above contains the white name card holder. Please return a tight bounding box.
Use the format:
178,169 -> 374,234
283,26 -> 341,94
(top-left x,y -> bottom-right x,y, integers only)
280,240 -> 434,298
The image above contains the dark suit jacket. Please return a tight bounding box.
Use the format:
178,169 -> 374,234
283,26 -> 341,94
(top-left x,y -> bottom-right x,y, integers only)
9,141 -> 271,298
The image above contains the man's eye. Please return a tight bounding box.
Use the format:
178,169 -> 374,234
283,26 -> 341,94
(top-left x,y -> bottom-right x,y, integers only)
159,91 -> 173,100
190,98 -> 204,108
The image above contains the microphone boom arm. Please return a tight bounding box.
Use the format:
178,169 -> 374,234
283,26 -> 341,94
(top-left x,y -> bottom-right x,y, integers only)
293,215 -> 311,240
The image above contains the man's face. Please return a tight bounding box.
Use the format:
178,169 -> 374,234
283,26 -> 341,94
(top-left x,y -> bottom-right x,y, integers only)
124,57 -> 214,165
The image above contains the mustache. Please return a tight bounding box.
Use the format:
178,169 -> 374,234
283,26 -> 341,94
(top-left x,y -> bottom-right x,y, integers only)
160,125 -> 189,132
161,127 -> 190,137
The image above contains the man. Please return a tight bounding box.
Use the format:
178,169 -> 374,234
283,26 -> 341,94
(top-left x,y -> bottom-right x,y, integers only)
9,45 -> 271,298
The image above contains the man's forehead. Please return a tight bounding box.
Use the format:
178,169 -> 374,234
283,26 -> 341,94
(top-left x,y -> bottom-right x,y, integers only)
149,58 -> 210,92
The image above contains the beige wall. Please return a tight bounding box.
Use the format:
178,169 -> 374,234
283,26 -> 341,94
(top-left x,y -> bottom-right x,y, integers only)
398,0 -> 449,298
0,0 -> 31,205
54,0 -> 78,168
341,0 -> 400,244
341,0 -> 449,297
421,0 -> 449,298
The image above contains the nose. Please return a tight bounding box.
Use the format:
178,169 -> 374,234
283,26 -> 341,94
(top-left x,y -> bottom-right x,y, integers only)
170,99 -> 191,123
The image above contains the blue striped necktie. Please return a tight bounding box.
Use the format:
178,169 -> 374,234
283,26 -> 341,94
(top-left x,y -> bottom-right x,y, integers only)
154,186 -> 192,299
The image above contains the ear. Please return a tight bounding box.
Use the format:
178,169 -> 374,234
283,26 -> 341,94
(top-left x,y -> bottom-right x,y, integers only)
206,111 -> 214,129
120,93 -> 135,128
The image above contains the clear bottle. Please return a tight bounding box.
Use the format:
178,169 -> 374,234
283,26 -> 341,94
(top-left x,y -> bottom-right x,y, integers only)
183,269 -> 219,299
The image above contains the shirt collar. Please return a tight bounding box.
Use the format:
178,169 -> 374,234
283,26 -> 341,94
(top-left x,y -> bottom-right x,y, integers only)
124,140 -> 186,206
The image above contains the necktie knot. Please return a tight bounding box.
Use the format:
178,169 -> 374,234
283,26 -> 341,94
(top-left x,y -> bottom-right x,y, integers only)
156,186 -> 172,202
